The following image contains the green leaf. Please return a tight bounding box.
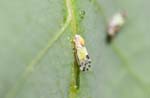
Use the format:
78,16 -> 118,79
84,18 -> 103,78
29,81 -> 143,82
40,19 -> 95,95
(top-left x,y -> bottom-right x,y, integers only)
0,0 -> 150,98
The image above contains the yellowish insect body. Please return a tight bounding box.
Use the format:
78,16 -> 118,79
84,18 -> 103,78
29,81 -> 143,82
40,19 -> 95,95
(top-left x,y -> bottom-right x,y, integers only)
73,35 -> 91,71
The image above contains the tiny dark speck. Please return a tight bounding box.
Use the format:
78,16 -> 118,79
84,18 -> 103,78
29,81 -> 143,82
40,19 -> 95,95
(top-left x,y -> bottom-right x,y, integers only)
88,61 -> 91,63
86,55 -> 90,59
83,67 -> 86,71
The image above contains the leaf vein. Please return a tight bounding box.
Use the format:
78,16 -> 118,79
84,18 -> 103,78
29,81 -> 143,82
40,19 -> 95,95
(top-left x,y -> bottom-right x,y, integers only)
5,5 -> 72,98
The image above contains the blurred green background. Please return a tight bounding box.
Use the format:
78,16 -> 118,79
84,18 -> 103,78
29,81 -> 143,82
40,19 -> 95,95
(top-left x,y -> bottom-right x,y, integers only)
0,0 -> 150,98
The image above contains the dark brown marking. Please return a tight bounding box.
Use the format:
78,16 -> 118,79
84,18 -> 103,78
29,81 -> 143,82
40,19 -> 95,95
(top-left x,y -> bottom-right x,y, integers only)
88,60 -> 91,64
83,67 -> 86,71
86,55 -> 90,59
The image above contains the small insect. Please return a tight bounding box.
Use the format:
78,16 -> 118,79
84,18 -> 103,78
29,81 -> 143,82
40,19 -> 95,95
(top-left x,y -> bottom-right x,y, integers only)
79,10 -> 86,19
73,34 -> 91,71
107,11 -> 127,42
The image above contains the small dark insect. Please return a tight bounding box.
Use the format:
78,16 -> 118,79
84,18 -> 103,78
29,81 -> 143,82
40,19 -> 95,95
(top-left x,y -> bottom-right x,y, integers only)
79,10 -> 86,19
106,11 -> 127,43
